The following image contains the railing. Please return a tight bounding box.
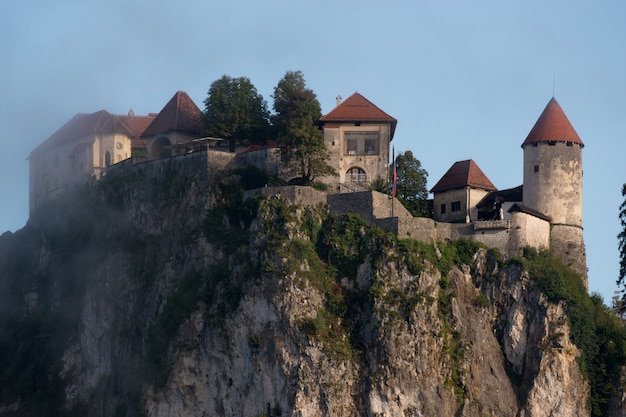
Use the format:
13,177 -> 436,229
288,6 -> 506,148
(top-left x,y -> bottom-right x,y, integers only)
333,181 -> 371,193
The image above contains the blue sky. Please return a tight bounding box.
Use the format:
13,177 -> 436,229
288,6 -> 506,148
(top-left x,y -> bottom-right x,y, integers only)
1,0 -> 625,302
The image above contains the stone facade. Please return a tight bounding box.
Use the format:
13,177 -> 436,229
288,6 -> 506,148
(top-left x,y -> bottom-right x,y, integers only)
318,93 -> 397,189
523,142 -> 583,228
433,187 -> 491,223
322,123 -> 393,186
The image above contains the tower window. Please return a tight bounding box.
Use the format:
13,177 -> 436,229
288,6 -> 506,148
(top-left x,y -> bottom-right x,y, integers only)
451,201 -> 461,212
440,204 -> 446,214
344,131 -> 379,156
566,141 -> 573,147
534,165 -> 539,173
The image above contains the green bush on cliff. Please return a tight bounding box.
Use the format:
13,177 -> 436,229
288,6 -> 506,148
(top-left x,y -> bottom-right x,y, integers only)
520,247 -> 626,417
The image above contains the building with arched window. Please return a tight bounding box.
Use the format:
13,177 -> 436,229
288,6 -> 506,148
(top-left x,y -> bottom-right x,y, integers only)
319,93 -> 396,190
28,91 -> 203,213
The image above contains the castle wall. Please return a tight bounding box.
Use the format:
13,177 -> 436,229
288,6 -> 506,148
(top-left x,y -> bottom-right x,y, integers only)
327,191 -> 411,222
523,142 -> 583,227
243,186 -> 326,207
550,224 -> 587,283
322,126 -> 341,184
106,149 -> 237,182
509,211 -> 551,257
433,188 -> 490,223
234,148 -> 283,177
29,134 -> 106,213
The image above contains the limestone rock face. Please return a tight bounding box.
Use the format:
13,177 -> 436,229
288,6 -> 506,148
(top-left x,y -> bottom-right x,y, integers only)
0,167 -> 603,417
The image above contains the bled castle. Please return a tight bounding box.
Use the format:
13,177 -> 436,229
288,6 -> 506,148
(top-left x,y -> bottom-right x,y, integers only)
28,91 -> 587,284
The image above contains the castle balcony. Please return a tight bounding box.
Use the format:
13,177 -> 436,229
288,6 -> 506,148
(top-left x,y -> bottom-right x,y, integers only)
473,220 -> 511,230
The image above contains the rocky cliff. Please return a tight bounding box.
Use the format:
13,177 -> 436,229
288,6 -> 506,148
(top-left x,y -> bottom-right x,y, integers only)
0,161 -> 623,417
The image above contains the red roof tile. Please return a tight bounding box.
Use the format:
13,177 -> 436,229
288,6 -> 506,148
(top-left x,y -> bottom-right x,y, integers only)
430,159 -> 497,193
522,97 -> 584,147
320,92 -> 397,139
32,110 -> 155,154
142,91 -> 203,137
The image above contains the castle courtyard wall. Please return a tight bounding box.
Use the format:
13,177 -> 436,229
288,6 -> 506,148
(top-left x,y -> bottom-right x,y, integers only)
243,186 -> 326,207
327,191 -> 412,222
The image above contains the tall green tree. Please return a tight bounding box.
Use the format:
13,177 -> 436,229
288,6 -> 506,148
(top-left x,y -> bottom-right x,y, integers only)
392,150 -> 430,217
617,183 -> 626,312
203,75 -> 270,151
272,70 -> 335,183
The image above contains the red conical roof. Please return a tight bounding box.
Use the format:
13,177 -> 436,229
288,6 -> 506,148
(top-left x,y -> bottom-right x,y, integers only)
430,159 -> 497,193
522,97 -> 584,147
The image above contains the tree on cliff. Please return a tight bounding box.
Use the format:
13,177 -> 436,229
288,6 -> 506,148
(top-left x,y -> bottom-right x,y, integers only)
272,70 -> 335,183
203,75 -> 270,151
375,150 -> 431,217
617,183 -> 626,312
393,150 -> 430,217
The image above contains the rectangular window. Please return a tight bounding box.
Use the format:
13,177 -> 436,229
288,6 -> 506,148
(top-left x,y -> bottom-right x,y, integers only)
451,201 -> 461,212
534,165 -> 539,173
440,204 -> 446,214
344,131 -> 379,156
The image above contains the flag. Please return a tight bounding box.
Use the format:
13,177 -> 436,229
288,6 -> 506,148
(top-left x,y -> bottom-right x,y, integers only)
391,147 -> 397,197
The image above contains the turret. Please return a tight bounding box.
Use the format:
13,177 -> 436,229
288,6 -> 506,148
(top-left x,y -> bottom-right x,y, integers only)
521,97 -> 587,284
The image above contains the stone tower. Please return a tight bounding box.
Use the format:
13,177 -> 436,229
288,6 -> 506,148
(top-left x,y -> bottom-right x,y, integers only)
521,97 -> 587,284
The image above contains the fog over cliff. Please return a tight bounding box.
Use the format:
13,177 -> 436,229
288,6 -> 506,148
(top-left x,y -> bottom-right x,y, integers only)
0,160 -> 625,417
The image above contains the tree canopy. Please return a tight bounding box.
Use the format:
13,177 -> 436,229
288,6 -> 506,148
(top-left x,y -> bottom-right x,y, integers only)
272,70 -> 335,183
203,75 -> 270,151
392,150 -> 430,217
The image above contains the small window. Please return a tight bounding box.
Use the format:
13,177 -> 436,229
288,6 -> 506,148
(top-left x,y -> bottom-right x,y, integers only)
440,204 -> 446,214
566,141 -> 573,147
548,141 -> 556,146
534,165 -> 539,173
451,201 -> 461,212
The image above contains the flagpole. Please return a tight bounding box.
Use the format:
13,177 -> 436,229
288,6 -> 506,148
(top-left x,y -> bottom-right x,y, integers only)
391,146 -> 395,218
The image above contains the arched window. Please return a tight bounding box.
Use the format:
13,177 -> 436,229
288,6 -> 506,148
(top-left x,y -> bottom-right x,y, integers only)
105,151 -> 111,167
346,167 -> 367,182
150,136 -> 172,159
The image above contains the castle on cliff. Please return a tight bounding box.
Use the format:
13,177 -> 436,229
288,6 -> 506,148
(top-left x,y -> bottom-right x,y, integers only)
28,91 -> 587,282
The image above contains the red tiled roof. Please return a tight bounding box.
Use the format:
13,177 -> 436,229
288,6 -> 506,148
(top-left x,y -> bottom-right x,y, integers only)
142,91 -> 203,137
522,97 -> 584,147
32,110 -> 155,154
320,92 -> 397,139
430,159 -> 497,193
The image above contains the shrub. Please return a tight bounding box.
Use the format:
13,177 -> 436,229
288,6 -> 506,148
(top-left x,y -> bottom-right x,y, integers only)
520,248 -> 626,417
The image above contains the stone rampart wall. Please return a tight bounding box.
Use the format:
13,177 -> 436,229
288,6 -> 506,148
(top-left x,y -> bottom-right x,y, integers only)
106,153 -> 555,264
106,150 -> 240,185
243,186 -> 326,207
550,224 -> 587,285
328,191 -> 412,222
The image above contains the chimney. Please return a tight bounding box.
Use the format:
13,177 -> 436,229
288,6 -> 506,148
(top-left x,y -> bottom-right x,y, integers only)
336,95 -> 342,106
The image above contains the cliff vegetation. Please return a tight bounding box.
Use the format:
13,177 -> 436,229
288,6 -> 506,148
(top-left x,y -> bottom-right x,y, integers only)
0,161 -> 625,417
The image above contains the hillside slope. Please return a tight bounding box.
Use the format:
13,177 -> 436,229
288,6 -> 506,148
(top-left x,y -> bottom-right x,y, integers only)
0,159 -> 624,417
